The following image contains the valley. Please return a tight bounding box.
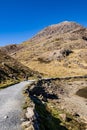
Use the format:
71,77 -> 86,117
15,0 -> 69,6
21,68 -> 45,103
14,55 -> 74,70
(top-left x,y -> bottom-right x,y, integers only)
0,21 -> 87,130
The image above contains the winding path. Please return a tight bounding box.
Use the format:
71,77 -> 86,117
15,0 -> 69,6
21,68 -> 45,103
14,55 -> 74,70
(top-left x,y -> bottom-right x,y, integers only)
0,81 -> 31,130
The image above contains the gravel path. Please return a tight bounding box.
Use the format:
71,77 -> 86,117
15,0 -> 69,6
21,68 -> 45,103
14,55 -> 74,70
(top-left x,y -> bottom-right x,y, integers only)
0,81 -> 31,130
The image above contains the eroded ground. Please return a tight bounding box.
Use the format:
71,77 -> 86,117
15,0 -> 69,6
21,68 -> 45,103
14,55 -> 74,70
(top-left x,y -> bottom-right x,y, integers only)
23,77 -> 87,130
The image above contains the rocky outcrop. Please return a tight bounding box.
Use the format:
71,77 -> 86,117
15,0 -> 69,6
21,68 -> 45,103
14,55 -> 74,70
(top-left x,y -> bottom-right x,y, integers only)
21,107 -> 36,130
22,78 -> 87,130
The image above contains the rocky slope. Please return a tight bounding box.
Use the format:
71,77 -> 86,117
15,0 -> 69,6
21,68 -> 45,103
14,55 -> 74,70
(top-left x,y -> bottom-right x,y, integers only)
22,77 -> 87,130
1,21 -> 87,129
0,50 -> 39,88
2,21 -> 87,77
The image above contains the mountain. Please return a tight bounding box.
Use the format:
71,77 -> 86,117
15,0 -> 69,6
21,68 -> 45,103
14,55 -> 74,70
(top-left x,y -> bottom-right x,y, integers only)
2,21 -> 87,77
0,50 -> 40,88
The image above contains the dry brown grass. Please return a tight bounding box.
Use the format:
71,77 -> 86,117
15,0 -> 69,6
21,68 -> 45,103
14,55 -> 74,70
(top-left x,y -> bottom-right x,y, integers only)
2,21 -> 87,78
23,61 -> 87,78
0,50 -> 40,87
18,47 -> 87,78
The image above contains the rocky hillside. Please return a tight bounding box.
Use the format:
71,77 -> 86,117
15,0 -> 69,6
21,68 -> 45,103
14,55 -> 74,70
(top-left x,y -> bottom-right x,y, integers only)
0,44 -> 23,55
0,50 -> 40,88
22,77 -> 87,130
2,21 -> 87,77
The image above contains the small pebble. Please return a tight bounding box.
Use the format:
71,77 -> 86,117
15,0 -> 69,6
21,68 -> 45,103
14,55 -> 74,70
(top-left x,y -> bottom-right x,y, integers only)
4,116 -> 8,119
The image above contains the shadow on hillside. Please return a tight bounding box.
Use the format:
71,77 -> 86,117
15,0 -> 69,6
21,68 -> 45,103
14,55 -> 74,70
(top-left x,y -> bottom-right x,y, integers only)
28,84 -> 68,130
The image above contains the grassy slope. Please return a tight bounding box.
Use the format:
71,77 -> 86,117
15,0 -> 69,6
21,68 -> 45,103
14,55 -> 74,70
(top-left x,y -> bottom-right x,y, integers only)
8,23 -> 87,77
0,50 -> 40,88
2,21 -> 87,77
26,49 -> 87,77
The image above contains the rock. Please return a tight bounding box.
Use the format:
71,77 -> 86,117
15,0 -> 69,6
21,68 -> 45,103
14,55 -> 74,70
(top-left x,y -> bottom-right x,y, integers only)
61,49 -> 73,57
4,116 -> 8,119
42,97 -> 47,102
25,125 -> 34,130
20,118 -> 26,122
21,121 -> 31,129
66,117 -> 72,122
50,105 -> 54,108
26,107 -> 34,120
73,113 -> 80,117
59,113 -> 66,121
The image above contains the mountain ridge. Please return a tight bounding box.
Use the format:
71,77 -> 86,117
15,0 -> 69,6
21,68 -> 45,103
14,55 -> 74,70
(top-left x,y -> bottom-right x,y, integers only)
1,21 -> 87,77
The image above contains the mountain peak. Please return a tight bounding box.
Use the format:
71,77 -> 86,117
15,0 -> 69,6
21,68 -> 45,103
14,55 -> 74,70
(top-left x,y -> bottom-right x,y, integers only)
50,21 -> 82,28
33,21 -> 84,39
62,20 -> 70,23
3,20 -> 87,79
59,20 -> 75,23
51,21 -> 72,26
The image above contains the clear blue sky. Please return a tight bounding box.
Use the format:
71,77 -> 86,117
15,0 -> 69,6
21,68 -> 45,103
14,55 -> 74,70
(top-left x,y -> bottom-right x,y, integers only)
0,0 -> 87,46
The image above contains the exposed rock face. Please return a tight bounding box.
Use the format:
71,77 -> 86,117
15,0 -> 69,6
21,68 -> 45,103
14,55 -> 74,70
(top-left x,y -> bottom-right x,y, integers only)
0,44 -> 18,54
31,21 -> 83,39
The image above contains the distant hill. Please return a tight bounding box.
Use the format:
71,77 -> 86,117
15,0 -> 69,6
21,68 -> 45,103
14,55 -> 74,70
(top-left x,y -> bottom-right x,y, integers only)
2,21 -> 87,77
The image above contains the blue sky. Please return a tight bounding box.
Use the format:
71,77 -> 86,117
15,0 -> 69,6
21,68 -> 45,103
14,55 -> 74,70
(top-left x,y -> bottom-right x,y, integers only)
0,0 -> 87,46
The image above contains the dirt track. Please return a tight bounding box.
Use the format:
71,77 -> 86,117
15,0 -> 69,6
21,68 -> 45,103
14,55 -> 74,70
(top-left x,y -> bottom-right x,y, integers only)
0,81 -> 30,130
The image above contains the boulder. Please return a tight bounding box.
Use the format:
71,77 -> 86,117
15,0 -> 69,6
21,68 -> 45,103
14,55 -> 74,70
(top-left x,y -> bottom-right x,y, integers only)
73,113 -> 80,117
21,121 -> 31,128
25,125 -> 34,130
26,107 -> 34,121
